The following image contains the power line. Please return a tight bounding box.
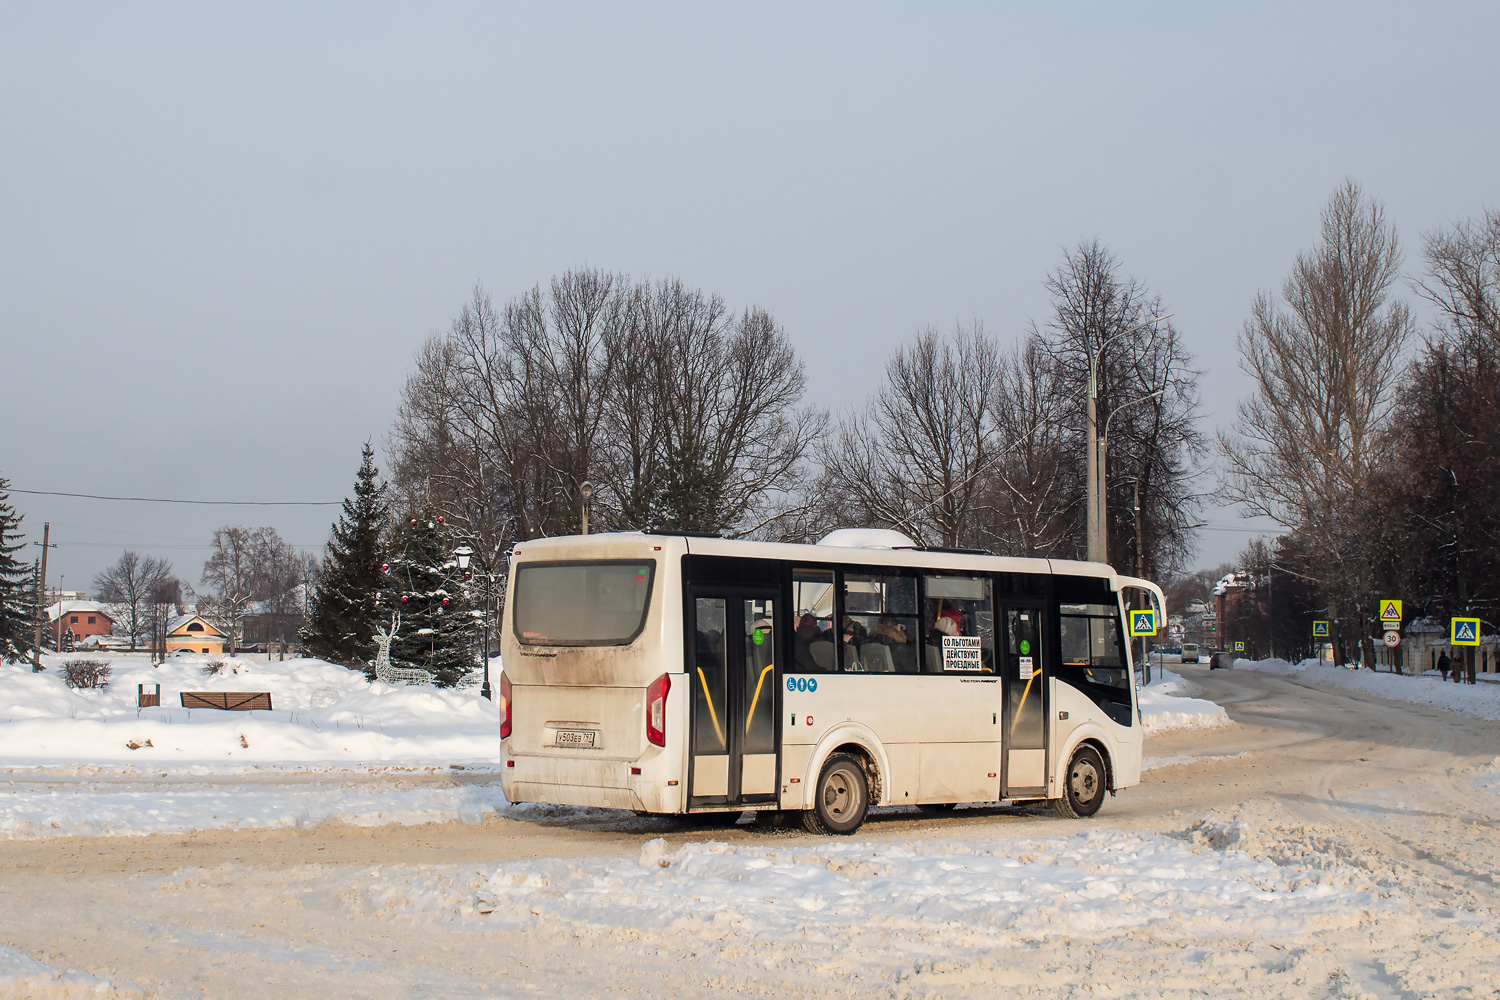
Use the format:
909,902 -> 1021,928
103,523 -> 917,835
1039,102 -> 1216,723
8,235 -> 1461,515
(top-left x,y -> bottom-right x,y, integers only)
12,488 -> 340,507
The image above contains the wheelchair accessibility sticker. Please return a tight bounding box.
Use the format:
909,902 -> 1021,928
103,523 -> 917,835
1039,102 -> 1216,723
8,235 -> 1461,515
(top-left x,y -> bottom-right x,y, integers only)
787,676 -> 819,693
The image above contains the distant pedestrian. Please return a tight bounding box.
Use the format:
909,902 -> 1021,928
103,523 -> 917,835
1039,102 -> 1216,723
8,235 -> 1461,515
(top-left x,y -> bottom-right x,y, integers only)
1437,651 -> 1450,681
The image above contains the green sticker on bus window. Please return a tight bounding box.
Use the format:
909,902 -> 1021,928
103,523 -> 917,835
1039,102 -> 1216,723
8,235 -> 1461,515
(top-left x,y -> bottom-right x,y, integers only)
1019,639 -> 1031,655
752,628 -> 765,646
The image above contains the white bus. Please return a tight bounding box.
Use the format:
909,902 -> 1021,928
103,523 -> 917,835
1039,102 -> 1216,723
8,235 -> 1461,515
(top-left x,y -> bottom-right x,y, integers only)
498,528 -> 1162,834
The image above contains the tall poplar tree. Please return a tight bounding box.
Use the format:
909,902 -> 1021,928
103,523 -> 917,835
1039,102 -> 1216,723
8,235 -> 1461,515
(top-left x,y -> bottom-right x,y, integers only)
302,445 -> 392,669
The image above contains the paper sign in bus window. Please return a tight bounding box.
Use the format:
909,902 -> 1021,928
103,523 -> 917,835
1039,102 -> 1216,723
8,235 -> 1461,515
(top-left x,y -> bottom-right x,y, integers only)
942,635 -> 982,672
1018,655 -> 1034,680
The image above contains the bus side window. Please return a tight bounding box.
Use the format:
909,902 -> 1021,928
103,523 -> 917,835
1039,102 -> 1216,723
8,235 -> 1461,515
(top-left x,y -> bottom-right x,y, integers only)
921,575 -> 993,673
842,571 -> 920,673
791,567 -> 836,673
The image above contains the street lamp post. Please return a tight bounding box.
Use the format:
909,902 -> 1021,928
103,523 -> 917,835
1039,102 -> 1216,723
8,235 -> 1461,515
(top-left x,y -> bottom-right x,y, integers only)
1086,314 -> 1171,563
453,544 -> 493,701
1095,388 -> 1165,566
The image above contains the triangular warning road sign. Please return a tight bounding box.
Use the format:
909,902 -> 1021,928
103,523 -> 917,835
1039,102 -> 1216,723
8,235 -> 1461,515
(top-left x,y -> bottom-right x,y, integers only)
1381,601 -> 1401,620
1455,621 -> 1477,641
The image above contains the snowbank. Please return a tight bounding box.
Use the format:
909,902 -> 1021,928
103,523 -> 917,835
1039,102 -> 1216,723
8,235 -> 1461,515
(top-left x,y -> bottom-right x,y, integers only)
1138,667 -> 1232,735
1236,657 -> 1500,722
0,653 -> 500,766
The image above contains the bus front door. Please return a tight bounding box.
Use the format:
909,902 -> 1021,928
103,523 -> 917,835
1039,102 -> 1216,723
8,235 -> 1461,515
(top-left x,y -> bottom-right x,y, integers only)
1000,603 -> 1048,798
689,592 -> 779,808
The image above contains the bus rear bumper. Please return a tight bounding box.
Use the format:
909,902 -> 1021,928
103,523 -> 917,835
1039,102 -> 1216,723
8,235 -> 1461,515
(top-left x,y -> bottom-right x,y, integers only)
507,781 -> 647,812
501,750 -> 681,814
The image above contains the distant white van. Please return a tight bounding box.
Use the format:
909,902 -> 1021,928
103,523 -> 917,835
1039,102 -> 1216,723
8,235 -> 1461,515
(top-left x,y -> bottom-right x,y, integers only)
1181,643 -> 1200,664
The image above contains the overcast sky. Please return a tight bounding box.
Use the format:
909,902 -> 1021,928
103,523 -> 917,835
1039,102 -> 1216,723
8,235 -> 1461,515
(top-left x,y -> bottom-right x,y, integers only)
3,2 -> 1497,596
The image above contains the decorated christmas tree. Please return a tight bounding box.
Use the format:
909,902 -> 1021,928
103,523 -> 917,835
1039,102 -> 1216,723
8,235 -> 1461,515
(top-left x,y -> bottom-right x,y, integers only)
376,510 -> 476,687
302,445 -> 392,671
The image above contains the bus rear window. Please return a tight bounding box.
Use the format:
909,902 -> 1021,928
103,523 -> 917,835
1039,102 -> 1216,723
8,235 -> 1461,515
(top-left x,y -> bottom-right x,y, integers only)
513,561 -> 655,646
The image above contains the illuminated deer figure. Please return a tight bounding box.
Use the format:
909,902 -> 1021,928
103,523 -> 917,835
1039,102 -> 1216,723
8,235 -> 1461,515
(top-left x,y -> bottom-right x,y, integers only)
372,612 -> 433,686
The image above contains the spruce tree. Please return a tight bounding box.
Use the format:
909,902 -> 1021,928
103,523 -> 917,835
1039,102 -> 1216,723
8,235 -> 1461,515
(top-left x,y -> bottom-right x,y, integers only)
302,445 -> 391,671
377,510 -> 476,687
0,478 -> 35,662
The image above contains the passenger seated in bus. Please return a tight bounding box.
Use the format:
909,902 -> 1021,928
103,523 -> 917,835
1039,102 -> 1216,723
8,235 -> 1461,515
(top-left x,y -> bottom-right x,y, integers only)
790,613 -> 837,671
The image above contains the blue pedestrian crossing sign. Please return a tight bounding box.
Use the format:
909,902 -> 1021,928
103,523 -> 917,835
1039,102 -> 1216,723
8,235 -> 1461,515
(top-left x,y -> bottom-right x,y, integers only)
1312,621 -> 1330,638
1451,617 -> 1481,646
1234,641 -> 1245,652
1130,610 -> 1157,637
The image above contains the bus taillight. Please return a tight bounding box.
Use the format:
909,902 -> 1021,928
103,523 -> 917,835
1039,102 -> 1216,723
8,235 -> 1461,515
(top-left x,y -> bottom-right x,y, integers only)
646,672 -> 670,747
499,671 -> 512,741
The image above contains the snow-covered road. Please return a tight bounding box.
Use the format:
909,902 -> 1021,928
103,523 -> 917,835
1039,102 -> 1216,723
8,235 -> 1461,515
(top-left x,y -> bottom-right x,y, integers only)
2,663 -> 1499,998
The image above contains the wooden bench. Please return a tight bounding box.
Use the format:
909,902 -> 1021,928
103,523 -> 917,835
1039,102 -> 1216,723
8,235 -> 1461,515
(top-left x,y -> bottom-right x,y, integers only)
179,691 -> 273,711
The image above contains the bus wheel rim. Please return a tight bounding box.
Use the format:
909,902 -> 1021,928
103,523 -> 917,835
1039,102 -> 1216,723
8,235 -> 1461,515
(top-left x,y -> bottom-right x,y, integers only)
824,766 -> 858,817
1070,759 -> 1098,800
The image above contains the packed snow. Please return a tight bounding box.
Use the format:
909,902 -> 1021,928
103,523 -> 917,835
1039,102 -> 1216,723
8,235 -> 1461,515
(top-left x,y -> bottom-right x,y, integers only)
0,942 -> 126,999
1237,656 -> 1500,722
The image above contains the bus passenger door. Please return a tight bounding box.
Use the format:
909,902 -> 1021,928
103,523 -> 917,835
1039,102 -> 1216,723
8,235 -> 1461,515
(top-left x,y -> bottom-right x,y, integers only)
1000,603 -> 1048,798
689,591 -> 779,807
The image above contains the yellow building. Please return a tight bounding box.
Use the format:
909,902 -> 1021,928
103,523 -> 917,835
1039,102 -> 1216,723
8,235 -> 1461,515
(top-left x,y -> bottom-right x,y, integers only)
165,614 -> 229,656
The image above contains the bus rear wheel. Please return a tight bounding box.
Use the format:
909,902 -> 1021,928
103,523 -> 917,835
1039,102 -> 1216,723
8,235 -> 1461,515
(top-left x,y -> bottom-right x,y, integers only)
1052,744 -> 1107,819
802,753 -> 869,835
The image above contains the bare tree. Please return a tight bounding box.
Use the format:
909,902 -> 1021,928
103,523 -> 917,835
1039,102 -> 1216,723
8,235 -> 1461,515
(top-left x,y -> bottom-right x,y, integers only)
92,551 -> 173,651
824,324 -> 1003,547
389,273 -> 823,556
1368,209 -> 1500,632
201,527 -> 268,653
977,337 -> 1076,557
1417,208 -> 1500,344
1034,241 -> 1205,575
1219,180 -> 1415,657
140,575 -> 182,662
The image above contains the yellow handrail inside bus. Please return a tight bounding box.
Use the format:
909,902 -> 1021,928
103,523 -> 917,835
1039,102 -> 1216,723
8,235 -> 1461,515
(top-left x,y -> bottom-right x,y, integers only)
745,663 -> 774,735
1010,672 -> 1037,737
695,667 -> 727,749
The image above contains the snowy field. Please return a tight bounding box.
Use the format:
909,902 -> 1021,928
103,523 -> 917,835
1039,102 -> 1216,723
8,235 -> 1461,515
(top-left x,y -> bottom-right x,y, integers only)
1236,656 -> 1500,722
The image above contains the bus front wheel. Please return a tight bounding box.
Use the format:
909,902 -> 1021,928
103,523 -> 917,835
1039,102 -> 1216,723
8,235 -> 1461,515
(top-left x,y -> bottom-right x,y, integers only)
802,753 -> 869,835
1052,744 -> 1107,819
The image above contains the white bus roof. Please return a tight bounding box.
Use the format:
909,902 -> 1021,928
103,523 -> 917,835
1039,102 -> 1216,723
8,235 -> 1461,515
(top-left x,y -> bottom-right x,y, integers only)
514,531 -> 1145,592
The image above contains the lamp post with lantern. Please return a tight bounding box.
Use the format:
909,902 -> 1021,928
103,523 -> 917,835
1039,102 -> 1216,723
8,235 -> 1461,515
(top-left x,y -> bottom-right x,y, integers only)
452,542 -> 496,701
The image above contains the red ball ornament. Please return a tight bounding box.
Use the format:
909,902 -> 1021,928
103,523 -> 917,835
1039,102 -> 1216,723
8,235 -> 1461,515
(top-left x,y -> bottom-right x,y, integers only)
442,598 -> 450,605
410,518 -> 418,526
381,564 -> 389,573
437,517 -> 444,523
401,596 -> 409,603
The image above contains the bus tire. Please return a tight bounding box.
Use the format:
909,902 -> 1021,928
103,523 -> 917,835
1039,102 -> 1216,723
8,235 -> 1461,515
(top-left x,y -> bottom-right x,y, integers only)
1053,744 -> 1107,819
802,753 -> 869,835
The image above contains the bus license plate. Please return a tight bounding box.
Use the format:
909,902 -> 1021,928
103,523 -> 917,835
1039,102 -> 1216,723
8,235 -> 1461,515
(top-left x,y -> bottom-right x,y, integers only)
555,729 -> 596,749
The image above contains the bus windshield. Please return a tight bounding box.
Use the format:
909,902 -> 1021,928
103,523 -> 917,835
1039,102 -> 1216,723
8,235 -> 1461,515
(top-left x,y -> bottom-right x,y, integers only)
513,561 -> 655,646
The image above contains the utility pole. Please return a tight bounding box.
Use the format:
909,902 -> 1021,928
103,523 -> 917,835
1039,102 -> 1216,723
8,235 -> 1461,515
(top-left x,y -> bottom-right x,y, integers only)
32,522 -> 55,671
1086,315 -> 1170,563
